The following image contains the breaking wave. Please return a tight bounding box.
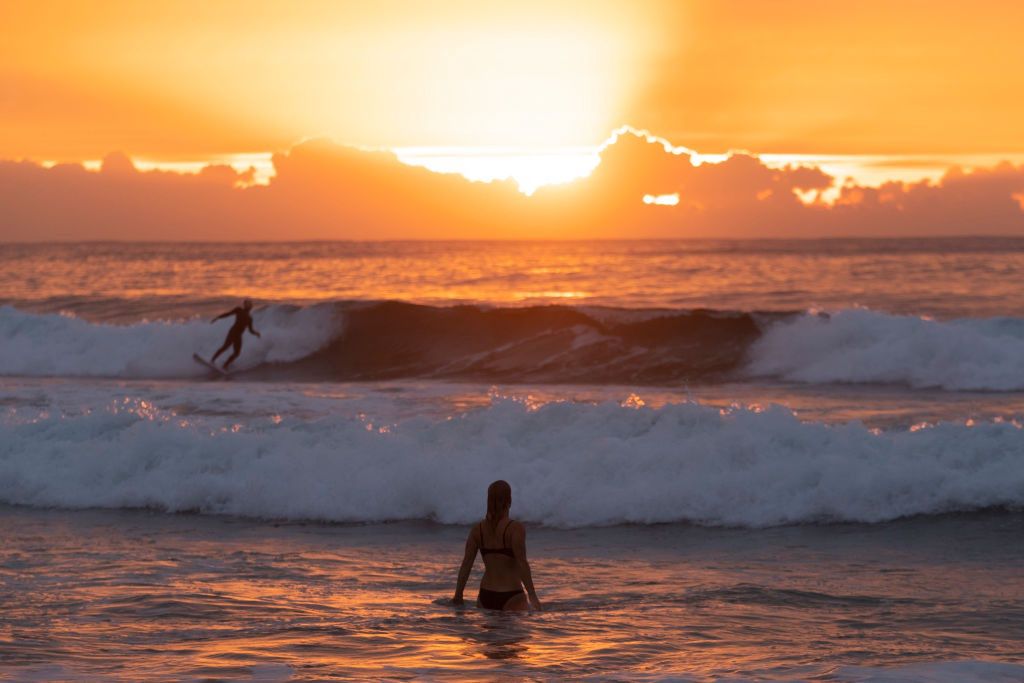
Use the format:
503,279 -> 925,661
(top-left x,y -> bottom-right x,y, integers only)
3,301 -> 1024,390
0,303 -> 343,378
749,308 -> 1024,391
0,301 -> 765,382
2,396 -> 1021,527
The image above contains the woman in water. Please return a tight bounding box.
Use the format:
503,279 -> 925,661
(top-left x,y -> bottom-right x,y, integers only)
452,480 -> 542,611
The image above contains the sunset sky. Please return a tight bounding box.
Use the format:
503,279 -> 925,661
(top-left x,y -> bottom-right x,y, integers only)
3,0 -> 1024,239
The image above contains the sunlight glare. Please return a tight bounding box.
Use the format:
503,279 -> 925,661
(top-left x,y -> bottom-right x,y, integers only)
643,193 -> 680,206
395,147 -> 600,195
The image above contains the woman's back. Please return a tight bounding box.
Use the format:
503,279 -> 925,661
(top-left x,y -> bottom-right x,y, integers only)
452,480 -> 541,611
477,518 -> 520,590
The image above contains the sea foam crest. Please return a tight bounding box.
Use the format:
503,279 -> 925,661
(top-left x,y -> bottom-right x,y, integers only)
0,304 -> 341,378
749,308 -> 1024,391
2,397 -> 1021,527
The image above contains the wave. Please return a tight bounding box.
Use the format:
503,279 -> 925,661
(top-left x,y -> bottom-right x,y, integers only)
0,301 -> 766,383
1,396 -> 1021,527
4,302 -> 1024,390
749,308 -> 1024,391
0,303 -> 343,378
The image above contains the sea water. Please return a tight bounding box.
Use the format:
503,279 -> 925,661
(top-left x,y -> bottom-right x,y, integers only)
2,239 -> 1023,681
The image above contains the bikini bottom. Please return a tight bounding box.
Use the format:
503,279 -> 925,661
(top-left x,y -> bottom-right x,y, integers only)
478,587 -> 524,610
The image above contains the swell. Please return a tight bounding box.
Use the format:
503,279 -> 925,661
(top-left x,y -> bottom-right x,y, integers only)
248,301 -> 770,384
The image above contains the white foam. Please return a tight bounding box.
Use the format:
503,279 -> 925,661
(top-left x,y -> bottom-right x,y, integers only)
0,305 -> 340,378
2,396 -> 1021,527
748,308 -> 1024,391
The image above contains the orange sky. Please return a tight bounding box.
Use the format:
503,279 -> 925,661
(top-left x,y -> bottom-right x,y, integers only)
4,0 -> 1024,161
2,1 -> 1024,240
1,0 -> 661,160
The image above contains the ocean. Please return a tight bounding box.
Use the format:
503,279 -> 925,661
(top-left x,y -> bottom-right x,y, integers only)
2,239 -> 1023,681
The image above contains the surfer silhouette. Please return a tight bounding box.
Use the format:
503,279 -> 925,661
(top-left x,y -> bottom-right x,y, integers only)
210,300 -> 260,369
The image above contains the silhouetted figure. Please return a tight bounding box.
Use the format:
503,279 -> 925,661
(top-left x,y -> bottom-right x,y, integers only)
453,480 -> 542,611
210,300 -> 260,369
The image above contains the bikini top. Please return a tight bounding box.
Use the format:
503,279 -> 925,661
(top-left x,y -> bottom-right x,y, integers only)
478,519 -> 514,558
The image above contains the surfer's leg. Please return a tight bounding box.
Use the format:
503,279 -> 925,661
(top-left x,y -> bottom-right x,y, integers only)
211,338 -> 232,363
223,338 -> 243,369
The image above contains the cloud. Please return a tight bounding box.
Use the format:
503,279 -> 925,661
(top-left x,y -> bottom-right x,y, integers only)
1,129 -> 1023,241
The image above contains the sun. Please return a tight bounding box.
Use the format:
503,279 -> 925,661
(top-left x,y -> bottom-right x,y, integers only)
394,146 -> 601,195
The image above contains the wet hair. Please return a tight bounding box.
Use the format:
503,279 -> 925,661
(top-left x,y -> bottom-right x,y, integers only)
243,299 -> 253,309
486,480 -> 512,531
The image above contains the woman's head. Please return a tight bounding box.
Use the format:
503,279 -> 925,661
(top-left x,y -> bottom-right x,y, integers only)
486,480 -> 512,526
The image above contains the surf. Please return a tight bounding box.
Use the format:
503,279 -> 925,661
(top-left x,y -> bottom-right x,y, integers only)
5,301 -> 1024,390
0,303 -> 343,379
2,394 -> 1022,527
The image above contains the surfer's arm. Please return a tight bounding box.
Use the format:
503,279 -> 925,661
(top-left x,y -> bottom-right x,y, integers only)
453,526 -> 479,604
247,320 -> 261,338
210,309 -> 233,323
511,522 -> 541,610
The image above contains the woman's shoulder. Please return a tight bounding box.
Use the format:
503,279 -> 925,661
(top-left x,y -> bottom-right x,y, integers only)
505,519 -> 526,536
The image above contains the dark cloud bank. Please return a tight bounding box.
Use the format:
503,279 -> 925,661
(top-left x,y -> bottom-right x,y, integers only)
2,130 -> 1023,240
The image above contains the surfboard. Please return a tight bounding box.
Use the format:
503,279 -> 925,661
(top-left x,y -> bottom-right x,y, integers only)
192,353 -> 229,378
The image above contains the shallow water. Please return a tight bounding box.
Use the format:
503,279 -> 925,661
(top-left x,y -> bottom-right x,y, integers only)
7,376 -> 1024,429
2,507 -> 1022,681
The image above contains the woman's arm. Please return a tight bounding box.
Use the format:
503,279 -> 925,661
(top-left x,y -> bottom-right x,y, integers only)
452,526 -> 479,604
511,522 -> 542,611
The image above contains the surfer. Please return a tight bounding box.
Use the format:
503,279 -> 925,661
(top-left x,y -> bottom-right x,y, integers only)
452,480 -> 542,611
210,300 -> 261,369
